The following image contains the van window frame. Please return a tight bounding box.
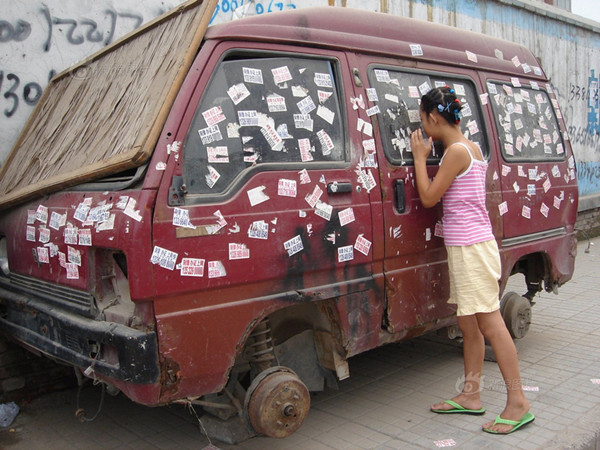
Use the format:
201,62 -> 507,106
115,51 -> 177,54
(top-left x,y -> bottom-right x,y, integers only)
487,79 -> 566,164
366,65 -> 490,167
175,48 -> 350,207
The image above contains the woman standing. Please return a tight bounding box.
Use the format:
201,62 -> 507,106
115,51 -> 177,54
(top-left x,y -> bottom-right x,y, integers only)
409,86 -> 534,434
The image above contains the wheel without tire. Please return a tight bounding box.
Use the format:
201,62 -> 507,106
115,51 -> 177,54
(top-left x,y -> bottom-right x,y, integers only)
244,366 -> 310,438
500,292 -> 532,339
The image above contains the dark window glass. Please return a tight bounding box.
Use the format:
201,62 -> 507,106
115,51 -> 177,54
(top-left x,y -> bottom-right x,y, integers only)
182,56 -> 345,195
488,82 -> 565,161
367,68 -> 487,165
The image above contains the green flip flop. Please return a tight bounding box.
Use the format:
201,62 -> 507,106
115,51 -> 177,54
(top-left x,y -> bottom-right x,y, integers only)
483,411 -> 535,434
431,399 -> 486,415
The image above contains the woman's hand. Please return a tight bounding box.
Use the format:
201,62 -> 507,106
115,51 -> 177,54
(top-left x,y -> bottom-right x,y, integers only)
410,129 -> 433,164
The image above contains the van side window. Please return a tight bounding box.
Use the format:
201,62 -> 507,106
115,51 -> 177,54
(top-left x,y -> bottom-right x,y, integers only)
182,56 -> 345,195
488,82 -> 565,161
367,68 -> 487,165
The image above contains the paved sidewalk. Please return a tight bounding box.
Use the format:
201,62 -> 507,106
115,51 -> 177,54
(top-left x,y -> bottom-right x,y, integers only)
1,237 -> 600,449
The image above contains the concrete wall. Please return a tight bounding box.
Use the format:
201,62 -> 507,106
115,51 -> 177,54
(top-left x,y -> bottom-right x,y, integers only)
2,0 -> 599,211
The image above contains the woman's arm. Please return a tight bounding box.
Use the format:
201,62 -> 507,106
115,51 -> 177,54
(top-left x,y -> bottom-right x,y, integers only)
410,130 -> 470,208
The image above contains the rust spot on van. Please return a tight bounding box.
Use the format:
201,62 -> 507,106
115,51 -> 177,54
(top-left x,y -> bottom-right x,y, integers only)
159,356 -> 181,398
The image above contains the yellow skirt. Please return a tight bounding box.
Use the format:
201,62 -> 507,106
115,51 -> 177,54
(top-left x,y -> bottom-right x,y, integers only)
446,239 -> 501,316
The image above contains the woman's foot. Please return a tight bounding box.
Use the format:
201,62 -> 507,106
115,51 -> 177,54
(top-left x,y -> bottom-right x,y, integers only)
431,394 -> 483,413
482,400 -> 531,433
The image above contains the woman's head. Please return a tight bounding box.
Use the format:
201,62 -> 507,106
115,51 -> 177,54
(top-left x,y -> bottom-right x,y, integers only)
420,86 -> 462,126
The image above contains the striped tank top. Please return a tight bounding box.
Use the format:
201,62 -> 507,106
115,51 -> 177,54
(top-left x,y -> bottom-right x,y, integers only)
440,142 -> 494,246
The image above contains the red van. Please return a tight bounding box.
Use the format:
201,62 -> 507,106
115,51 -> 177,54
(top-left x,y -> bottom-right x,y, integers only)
0,0 -> 578,440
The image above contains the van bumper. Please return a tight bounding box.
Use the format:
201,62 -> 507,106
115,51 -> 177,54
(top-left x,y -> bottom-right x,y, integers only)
0,282 -> 159,384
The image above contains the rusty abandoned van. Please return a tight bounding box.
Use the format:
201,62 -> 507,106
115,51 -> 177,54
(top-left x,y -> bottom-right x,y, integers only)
0,0 -> 578,441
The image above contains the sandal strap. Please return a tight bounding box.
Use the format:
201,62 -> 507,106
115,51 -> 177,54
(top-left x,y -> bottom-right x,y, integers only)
492,415 -> 520,426
444,400 -> 463,410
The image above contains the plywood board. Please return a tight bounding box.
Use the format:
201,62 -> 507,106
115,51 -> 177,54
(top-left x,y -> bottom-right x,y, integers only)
0,0 -> 217,210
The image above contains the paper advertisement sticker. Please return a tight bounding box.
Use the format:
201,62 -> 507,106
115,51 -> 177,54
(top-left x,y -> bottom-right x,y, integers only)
305,185 -> 323,208
206,165 -> 221,189
36,247 -> 49,264
150,246 -> 178,271
229,243 -> 250,260
64,227 -> 78,245
26,226 -> 36,242
338,245 -> 354,263
173,208 -> 196,229
248,221 -> 269,240
261,124 -> 284,150
207,146 -> 229,164
314,201 -> 333,221
202,106 -> 226,127
410,44 -> 423,56
227,83 -> 251,105
68,246 -> 82,266
366,105 -> 380,116
38,227 -> 50,244
284,235 -> 304,256
208,261 -> 227,278
267,94 -> 287,113
317,105 -> 335,124
272,66 -> 293,84
299,138 -> 314,162
297,96 -> 317,115
243,67 -> 263,84
78,229 -> 92,246
338,208 -> 356,226
314,73 -> 333,88
180,258 -> 205,277
499,201 -> 509,216
66,262 -> 79,280
317,129 -> 335,155
354,234 -> 372,256
278,179 -> 297,198
198,125 -> 223,145
247,186 -> 270,206
374,69 -> 391,83
297,169 -> 311,185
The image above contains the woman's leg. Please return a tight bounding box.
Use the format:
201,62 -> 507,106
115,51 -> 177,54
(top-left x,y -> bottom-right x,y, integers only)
431,314 -> 485,411
477,310 -> 530,432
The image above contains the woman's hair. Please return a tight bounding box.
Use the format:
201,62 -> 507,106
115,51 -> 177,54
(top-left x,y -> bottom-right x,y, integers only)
420,86 -> 462,125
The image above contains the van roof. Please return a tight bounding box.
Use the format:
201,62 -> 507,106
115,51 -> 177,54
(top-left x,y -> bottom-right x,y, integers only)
206,7 -> 545,80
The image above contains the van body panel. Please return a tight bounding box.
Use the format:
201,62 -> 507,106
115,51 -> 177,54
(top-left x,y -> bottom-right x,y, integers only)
0,6 -> 577,420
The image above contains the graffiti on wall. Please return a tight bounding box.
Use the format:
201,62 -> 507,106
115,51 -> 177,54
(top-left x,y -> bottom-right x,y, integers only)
209,0 -> 297,24
566,69 -> 600,196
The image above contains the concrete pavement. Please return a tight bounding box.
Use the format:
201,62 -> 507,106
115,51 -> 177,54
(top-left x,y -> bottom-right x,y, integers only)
1,236 -> 600,449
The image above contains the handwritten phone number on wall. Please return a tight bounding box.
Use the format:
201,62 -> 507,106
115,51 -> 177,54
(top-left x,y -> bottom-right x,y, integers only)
210,0 -> 297,24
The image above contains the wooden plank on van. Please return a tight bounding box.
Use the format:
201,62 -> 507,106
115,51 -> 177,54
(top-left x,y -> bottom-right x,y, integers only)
0,0 -> 217,210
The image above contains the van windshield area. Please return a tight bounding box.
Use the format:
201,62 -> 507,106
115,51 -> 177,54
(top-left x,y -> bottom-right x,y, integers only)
488,82 -> 566,162
182,56 -> 346,195
367,68 -> 488,166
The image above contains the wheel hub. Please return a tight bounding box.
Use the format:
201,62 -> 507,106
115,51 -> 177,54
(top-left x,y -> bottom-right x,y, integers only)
245,366 -> 310,438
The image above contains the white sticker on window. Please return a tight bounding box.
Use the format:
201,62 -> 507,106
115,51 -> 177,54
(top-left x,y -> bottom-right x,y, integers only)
243,67 -> 263,84
227,83 -> 251,105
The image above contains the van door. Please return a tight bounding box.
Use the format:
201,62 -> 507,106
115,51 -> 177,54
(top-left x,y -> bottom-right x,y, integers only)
486,79 -> 578,244
150,43 -> 376,398
353,56 -> 494,334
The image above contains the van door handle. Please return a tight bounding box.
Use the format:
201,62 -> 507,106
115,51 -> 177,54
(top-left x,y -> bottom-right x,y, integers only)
327,182 -> 352,194
394,179 -> 406,213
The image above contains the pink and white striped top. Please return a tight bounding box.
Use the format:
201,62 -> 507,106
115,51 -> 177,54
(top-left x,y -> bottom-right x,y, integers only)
440,142 -> 494,246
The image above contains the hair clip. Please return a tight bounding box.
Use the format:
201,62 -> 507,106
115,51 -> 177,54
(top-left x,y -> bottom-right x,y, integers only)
438,103 -> 451,113
454,110 -> 461,123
